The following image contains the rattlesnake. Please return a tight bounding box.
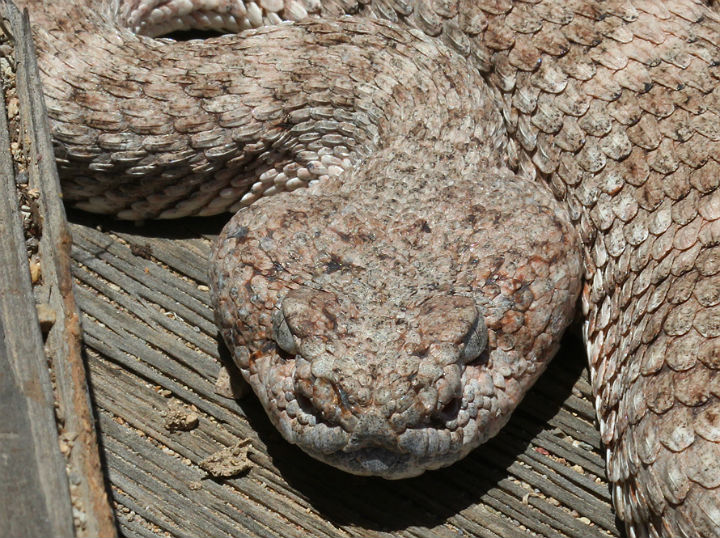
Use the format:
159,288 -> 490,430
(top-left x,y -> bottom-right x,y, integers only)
19,0 -> 720,535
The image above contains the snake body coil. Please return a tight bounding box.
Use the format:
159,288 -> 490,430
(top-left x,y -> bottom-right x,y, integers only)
21,0 -> 720,535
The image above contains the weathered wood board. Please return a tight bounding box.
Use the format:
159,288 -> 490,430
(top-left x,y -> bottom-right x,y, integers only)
0,1 -> 115,535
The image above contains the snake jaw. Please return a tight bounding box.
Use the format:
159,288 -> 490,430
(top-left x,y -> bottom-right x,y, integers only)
266,350 -> 531,479
228,279 -> 556,478
244,286 -> 503,475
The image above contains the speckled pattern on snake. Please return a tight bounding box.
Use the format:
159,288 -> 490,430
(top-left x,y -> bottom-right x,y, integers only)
18,0 -> 720,535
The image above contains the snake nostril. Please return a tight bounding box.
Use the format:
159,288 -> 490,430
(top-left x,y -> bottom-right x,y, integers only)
296,393 -> 315,416
437,397 -> 461,421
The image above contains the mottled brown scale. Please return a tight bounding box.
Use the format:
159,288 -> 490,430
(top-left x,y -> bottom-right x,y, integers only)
18,0 -> 720,535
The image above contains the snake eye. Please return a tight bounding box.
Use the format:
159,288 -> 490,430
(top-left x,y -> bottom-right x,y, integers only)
461,314 -> 488,363
272,308 -> 298,355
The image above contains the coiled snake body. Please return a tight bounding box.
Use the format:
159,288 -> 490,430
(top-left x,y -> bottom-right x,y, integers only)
21,0 -> 720,535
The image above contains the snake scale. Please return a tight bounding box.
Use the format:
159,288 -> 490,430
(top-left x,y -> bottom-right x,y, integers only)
18,0 -> 720,535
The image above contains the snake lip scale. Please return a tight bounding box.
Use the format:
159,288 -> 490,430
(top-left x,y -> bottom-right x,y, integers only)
21,0 -> 720,536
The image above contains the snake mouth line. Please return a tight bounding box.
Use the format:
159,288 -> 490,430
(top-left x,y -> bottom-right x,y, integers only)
324,447 -> 412,478
293,421 -> 482,478
257,365 -> 503,478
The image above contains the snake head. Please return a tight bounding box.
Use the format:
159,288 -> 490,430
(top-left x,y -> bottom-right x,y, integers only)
211,168 -> 583,478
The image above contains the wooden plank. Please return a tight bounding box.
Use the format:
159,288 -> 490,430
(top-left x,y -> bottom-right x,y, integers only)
0,1 -> 116,535
0,319 -> 68,537
68,215 -> 619,537
0,17 -> 74,538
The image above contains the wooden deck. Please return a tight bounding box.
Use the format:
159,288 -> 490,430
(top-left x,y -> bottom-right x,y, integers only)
67,211 -> 621,538
0,0 -> 623,534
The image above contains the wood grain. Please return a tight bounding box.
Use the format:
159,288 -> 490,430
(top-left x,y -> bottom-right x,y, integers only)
0,8 -> 75,537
